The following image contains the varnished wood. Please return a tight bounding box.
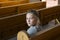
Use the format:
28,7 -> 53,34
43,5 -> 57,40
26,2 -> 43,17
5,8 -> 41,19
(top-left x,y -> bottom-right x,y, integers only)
0,6 -> 17,18
0,13 -> 28,40
18,1 -> 46,13
0,1 -> 29,7
38,5 -> 60,25
0,1 -> 46,17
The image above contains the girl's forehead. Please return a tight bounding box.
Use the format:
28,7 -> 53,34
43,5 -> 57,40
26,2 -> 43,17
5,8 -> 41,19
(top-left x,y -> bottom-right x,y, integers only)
26,13 -> 35,16
26,13 -> 38,19
27,13 -> 36,18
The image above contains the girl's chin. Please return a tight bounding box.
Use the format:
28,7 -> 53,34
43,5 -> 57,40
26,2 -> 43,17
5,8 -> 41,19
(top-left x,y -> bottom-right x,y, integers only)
28,24 -> 31,26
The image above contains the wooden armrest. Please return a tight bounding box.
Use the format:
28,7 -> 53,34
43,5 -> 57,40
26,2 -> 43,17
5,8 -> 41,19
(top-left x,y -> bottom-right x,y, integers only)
17,30 -> 30,40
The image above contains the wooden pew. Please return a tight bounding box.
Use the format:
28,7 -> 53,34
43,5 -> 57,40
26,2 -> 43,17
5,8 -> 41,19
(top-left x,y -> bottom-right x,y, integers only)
0,1 -> 29,7
0,0 -> 8,2
31,24 -> 60,40
38,5 -> 60,25
1,4 -> 60,40
0,6 -> 17,18
14,0 -> 29,3
18,1 -> 46,13
0,0 -> 29,2
17,5 -> 60,40
17,23 -> 60,40
0,1 -> 20,7
54,36 -> 60,40
0,1 -> 46,17
0,13 -> 28,40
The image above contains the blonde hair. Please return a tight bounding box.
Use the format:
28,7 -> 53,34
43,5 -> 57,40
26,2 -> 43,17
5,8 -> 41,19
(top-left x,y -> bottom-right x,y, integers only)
26,9 -> 40,25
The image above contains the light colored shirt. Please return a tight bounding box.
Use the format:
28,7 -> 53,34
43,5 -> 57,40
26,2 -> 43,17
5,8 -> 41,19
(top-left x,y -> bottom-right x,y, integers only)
27,26 -> 42,37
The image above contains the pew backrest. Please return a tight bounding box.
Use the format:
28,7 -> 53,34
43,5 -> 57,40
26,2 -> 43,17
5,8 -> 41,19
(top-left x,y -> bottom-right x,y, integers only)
38,5 -> 60,25
0,6 -> 18,17
0,13 -> 28,39
18,1 -> 46,13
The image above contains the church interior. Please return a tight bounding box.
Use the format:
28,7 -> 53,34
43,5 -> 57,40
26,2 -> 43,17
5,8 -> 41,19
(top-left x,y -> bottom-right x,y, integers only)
0,0 -> 60,40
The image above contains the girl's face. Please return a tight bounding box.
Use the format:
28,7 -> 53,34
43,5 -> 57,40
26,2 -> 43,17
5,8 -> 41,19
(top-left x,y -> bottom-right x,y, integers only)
26,13 -> 37,26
